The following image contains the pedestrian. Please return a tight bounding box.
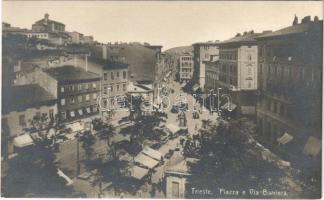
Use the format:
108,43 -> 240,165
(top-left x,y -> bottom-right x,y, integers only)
120,192 -> 124,199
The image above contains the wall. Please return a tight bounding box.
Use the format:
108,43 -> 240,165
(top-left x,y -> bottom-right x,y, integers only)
166,175 -> 187,198
238,45 -> 258,90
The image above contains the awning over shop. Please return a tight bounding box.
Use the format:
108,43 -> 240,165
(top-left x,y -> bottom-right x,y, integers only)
303,136 -> 321,157
134,153 -> 159,169
166,123 -> 181,134
277,132 -> 294,145
13,134 -> 34,148
221,102 -> 237,111
130,166 -> 149,180
67,121 -> 84,133
192,84 -> 200,91
142,147 -> 162,161
180,82 -> 186,88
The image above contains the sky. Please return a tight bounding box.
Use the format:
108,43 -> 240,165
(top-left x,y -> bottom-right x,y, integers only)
2,1 -> 323,50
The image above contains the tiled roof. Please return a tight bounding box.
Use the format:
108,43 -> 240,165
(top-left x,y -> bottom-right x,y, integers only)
256,20 -> 323,39
219,32 -> 262,45
2,84 -> 56,114
88,58 -> 128,70
192,41 -> 220,46
45,65 -> 100,82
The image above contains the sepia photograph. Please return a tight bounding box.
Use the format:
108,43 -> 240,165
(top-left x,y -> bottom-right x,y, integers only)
1,1 -> 323,198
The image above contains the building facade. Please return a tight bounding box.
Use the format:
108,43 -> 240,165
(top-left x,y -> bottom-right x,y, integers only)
256,16 -> 322,160
32,13 -> 65,33
217,31 -> 262,115
179,54 -> 194,83
204,59 -> 219,91
44,66 -> 101,122
192,42 -> 219,91
2,84 -> 57,154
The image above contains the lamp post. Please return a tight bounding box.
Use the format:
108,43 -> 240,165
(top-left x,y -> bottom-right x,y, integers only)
76,132 -> 81,176
217,88 -> 222,116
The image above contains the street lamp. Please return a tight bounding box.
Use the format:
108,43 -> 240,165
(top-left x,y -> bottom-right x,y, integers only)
217,88 -> 222,116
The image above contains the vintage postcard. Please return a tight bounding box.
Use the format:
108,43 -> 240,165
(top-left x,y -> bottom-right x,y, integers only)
1,1 -> 322,198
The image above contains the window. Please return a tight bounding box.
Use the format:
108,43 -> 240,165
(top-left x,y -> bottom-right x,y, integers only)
104,73 -> 108,81
61,98 -> 66,106
111,72 -> 114,80
70,97 -> 75,104
61,86 -> 65,93
93,93 -> 97,100
248,81 -> 252,88
61,111 -> 66,119
92,83 -> 97,89
111,85 -> 114,92
78,84 -> 83,91
279,104 -> 284,116
70,111 -> 75,118
273,102 -> 277,113
247,54 -> 252,61
49,109 -> 54,119
123,84 -> 126,91
86,94 -> 90,101
19,115 -> 26,126
117,84 -> 120,91
123,71 -> 127,79
69,85 -> 73,91
104,86 -> 107,94
259,64 -> 263,74
85,84 -> 89,90
267,99 -> 271,111
78,95 -> 83,103
247,68 -> 252,75
117,72 -> 119,78
288,67 -> 292,78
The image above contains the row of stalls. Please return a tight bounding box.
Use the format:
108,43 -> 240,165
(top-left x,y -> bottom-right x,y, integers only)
128,147 -> 163,180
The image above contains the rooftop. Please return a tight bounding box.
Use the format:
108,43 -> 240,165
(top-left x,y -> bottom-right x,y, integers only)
256,18 -> 323,39
2,84 -> 56,114
45,65 -> 100,82
192,41 -> 220,46
89,58 -> 129,70
219,31 -> 263,45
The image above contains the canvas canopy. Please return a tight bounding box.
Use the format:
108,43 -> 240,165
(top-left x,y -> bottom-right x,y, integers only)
166,123 -> 181,134
13,134 -> 34,148
303,136 -> 321,157
277,132 -> 294,145
221,102 -> 237,111
134,153 -> 159,169
142,147 -> 162,161
130,166 -> 149,180
192,84 -> 200,91
67,121 -> 84,133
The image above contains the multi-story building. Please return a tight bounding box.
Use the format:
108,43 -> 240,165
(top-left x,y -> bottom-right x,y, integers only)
101,60 -> 129,106
204,58 -> 219,91
44,65 -> 101,122
192,42 -> 219,91
2,84 -> 57,153
256,16 -> 322,160
179,53 -> 194,83
68,31 -> 84,44
217,31 -> 264,115
32,13 -> 65,33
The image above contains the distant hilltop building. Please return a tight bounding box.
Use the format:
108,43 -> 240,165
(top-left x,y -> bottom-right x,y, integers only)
32,13 -> 65,33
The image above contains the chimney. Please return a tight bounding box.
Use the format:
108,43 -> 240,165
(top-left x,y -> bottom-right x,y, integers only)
249,30 -> 254,34
44,13 -> 49,22
243,31 -> 247,35
314,16 -> 319,22
301,16 -> 311,24
262,30 -> 272,34
293,14 -> 298,25
235,33 -> 241,37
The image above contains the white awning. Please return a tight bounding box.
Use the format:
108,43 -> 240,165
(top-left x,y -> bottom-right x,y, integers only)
277,132 -> 294,145
130,166 -> 149,180
134,153 -> 159,169
166,123 -> 181,134
303,136 -> 321,157
78,109 -> 83,116
57,168 -> 73,186
221,102 -> 237,111
192,84 -> 200,91
142,147 -> 162,161
86,107 -> 91,113
13,134 -> 34,148
67,122 -> 84,133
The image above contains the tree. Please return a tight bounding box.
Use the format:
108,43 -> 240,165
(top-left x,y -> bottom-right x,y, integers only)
187,118 -> 286,198
25,113 -> 71,150
93,118 -> 116,159
79,130 -> 96,161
